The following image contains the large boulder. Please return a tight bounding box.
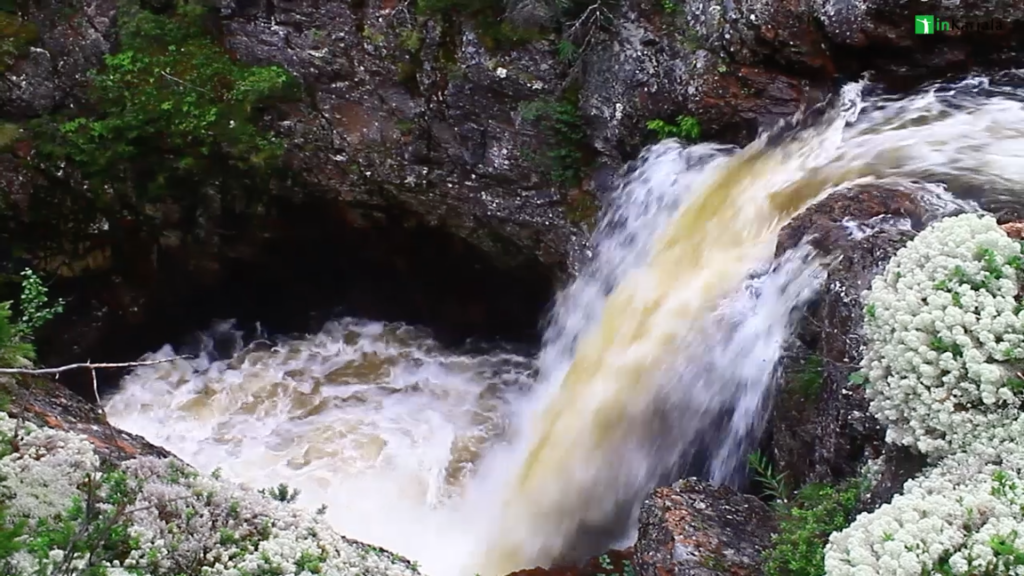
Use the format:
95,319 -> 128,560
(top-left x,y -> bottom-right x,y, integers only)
766,180 -> 973,501
634,478 -> 776,576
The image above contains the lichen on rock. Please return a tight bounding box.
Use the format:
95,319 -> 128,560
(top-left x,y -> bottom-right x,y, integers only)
0,411 -> 421,576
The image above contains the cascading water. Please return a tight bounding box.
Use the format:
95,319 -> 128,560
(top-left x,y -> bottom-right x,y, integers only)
104,75 -> 1024,576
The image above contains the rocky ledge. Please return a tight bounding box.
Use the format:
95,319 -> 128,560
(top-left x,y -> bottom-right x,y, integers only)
0,373 -> 172,464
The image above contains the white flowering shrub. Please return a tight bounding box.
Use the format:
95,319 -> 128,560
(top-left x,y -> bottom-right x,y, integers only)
860,213 -> 1024,457
0,412 -> 421,576
825,420 -> 1024,576
822,213 -> 1024,576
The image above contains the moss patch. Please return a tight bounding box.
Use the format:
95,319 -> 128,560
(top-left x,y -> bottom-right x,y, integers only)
0,122 -> 19,151
565,189 -> 600,229
0,11 -> 38,72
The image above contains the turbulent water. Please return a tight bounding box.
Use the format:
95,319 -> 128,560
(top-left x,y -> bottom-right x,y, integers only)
105,75 -> 1024,576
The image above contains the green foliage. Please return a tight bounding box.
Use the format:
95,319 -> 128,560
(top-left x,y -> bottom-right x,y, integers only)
0,269 -> 63,368
556,39 -> 579,63
762,482 -> 865,576
400,27 -> 424,51
595,553 -> 637,576
660,0 -> 677,13
520,96 -> 587,186
0,443 -> 138,575
748,450 -> 790,504
847,371 -> 867,387
646,115 -> 701,141
0,122 -> 18,152
749,452 -> 866,576
793,354 -> 825,399
30,0 -> 298,211
258,482 -> 301,504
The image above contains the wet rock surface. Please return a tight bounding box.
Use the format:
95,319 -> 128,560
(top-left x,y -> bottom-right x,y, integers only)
767,181 -> 973,495
634,477 -> 775,576
0,374 -> 173,464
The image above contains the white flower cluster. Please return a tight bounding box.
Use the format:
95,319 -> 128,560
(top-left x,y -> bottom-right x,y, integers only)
824,213 -> 1024,575
0,412 -> 421,576
825,420 -> 1024,576
860,213 -> 1024,457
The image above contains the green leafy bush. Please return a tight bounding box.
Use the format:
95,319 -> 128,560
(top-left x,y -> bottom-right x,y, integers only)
646,115 -> 701,141
30,0 -> 298,208
0,269 -> 63,368
748,452 -> 865,576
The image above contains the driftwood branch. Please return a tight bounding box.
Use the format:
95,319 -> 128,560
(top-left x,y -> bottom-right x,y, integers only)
0,356 -> 192,376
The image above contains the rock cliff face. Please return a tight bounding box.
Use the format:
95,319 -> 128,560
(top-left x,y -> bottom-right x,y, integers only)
2,0 -> 1023,400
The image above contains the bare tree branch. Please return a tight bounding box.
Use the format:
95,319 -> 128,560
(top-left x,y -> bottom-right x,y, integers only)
0,356 -> 193,376
159,70 -> 213,95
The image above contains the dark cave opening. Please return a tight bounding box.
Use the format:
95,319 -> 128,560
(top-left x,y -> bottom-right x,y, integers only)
35,196 -> 559,401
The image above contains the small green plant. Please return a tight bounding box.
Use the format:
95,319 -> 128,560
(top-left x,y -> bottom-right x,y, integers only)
258,482 -> 301,504
847,371 -> 868,387
793,355 -> 825,399
761,480 -> 865,576
660,0 -> 677,13
0,269 -> 64,367
0,435 -> 140,575
556,39 -> 578,62
645,115 -> 700,141
0,121 -> 18,153
593,553 -> 637,576
400,27 -> 424,51
520,97 -> 587,186
748,450 -> 790,505
362,26 -> 385,44
750,451 -> 867,576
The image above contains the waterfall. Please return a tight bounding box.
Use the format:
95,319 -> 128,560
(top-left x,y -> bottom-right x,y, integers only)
104,75 -> 1024,576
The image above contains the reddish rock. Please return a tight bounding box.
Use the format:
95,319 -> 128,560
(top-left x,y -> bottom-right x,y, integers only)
1001,221 -> 1024,239
634,478 -> 775,576
0,374 -> 172,465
